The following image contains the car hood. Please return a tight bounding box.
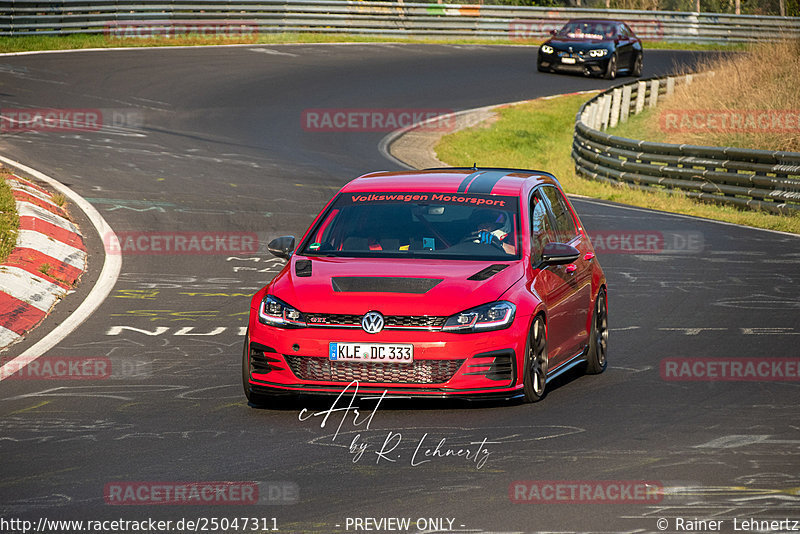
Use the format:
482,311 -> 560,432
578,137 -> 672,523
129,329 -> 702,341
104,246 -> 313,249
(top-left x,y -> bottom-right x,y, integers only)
267,256 -> 524,316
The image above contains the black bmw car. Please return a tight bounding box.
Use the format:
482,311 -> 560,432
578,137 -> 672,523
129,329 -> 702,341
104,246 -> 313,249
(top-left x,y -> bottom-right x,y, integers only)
537,19 -> 643,79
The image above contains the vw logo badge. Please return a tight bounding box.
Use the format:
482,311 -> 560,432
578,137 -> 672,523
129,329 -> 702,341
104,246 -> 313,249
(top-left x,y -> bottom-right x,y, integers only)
361,311 -> 384,334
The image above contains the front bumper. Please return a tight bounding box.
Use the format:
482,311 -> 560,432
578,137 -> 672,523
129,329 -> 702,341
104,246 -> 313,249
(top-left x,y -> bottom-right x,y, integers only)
245,314 -> 529,399
538,52 -> 609,75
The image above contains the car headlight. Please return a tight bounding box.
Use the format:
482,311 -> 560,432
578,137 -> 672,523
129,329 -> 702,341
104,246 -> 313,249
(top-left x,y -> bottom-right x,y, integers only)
258,295 -> 306,327
541,45 -> 554,54
443,301 -> 516,333
589,49 -> 608,57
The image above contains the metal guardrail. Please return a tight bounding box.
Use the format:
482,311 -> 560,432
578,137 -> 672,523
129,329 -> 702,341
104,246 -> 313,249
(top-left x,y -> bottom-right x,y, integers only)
572,75 -> 800,214
1,1 -> 800,43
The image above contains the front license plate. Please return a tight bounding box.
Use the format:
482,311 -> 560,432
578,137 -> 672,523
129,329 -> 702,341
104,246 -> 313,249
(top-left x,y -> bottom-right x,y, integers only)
561,57 -> 576,64
329,342 -> 414,363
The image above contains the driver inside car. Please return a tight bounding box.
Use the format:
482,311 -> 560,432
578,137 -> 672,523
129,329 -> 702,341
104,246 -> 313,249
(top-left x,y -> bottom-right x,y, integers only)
466,209 -> 516,255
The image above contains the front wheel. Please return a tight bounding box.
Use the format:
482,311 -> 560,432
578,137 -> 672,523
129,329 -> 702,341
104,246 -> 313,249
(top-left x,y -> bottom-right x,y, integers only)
604,53 -> 617,80
522,316 -> 548,402
585,289 -> 608,374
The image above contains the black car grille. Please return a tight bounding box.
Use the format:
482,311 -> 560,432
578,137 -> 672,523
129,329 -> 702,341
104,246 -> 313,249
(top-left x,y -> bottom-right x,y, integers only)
305,313 -> 447,330
285,355 -> 464,384
462,350 -> 515,383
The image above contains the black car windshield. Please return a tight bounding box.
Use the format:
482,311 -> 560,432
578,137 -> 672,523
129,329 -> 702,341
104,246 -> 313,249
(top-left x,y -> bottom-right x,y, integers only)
300,191 -> 520,260
558,21 -> 616,40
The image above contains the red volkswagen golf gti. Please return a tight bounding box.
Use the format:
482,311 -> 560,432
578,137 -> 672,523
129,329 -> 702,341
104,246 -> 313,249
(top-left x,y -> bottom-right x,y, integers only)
244,168 -> 607,405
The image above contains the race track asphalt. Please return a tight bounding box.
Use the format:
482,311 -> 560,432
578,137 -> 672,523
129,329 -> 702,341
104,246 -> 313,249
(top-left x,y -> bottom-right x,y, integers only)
0,44 -> 798,533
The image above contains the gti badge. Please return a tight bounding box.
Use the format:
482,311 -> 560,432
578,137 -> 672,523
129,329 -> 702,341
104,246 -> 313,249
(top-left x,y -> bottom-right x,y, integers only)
361,311 -> 385,334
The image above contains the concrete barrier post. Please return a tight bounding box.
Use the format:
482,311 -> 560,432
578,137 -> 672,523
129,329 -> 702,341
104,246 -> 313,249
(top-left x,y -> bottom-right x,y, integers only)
609,87 -> 622,128
621,84 -> 632,122
649,79 -> 660,108
600,94 -> 612,130
635,81 -> 647,114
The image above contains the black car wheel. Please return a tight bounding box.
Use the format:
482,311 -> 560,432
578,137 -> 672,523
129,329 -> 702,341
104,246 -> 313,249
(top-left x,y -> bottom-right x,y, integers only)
242,329 -> 269,407
604,53 -> 617,80
585,289 -> 608,374
632,53 -> 643,77
523,316 -> 548,402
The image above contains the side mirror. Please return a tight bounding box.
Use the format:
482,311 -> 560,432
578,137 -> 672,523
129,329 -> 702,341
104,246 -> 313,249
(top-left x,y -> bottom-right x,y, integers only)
549,29 -> 557,36
268,235 -> 296,260
540,242 -> 580,266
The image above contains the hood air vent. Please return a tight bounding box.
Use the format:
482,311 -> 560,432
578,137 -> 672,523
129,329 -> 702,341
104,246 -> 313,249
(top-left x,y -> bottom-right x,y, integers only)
331,277 -> 442,294
295,260 -> 312,277
468,264 -> 509,281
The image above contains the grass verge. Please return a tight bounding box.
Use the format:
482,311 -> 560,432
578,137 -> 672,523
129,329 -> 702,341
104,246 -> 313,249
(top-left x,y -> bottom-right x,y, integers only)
0,169 -> 20,263
608,39 -> 800,152
435,93 -> 800,234
0,33 -> 746,54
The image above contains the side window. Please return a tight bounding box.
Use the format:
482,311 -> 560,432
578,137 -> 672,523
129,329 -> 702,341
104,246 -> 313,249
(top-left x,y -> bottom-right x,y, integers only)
530,190 -> 557,265
542,186 -> 578,243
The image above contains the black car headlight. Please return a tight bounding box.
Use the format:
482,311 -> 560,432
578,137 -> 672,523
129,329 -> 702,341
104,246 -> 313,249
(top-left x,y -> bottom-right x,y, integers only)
258,295 -> 306,328
443,301 -> 516,333
541,44 -> 554,54
589,49 -> 608,57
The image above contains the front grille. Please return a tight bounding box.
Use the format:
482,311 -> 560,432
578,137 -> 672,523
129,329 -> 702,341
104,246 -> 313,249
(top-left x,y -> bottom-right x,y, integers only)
285,355 -> 464,384
305,313 -> 447,330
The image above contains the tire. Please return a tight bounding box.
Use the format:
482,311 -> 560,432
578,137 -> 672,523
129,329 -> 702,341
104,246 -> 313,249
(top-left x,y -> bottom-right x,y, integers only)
242,329 -> 269,407
604,53 -> 617,80
522,316 -> 548,402
585,289 -> 608,375
632,53 -> 643,77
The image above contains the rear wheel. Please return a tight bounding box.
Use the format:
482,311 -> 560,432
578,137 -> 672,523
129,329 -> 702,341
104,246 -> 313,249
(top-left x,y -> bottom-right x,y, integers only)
632,53 -> 643,77
604,53 -> 617,80
522,316 -> 548,402
242,330 -> 270,407
585,289 -> 608,374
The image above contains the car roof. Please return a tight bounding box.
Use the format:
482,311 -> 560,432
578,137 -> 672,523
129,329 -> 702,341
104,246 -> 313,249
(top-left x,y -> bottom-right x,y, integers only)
343,168 -> 558,197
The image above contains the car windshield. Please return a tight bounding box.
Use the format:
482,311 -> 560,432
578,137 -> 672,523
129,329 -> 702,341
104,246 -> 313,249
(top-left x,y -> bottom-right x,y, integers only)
300,191 -> 520,260
558,21 -> 616,40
